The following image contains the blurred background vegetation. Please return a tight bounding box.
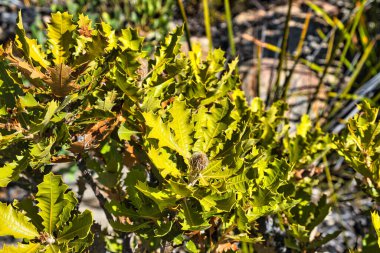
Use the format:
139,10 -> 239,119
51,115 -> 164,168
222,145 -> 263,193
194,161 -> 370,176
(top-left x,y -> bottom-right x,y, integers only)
0,0 -> 380,251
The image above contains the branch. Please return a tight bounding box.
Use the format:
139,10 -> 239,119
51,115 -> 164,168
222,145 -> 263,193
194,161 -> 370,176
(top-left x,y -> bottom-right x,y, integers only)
77,158 -> 114,223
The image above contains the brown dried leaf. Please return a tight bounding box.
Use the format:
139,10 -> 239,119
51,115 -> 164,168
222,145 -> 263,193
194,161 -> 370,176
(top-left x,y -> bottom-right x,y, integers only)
45,64 -> 80,97
50,155 -> 74,163
216,242 -> 239,253
3,42 -> 47,88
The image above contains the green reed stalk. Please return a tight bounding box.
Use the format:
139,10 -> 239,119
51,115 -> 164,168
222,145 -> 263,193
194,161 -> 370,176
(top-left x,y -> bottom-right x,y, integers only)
224,0 -> 235,56
272,0 -> 292,103
203,0 -> 213,51
177,0 -> 192,51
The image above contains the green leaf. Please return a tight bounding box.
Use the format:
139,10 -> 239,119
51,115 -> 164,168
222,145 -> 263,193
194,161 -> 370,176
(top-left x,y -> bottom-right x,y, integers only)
57,190 -> 78,228
0,243 -> 41,253
16,199 -> 44,232
372,211 -> 380,247
155,26 -> 183,65
143,111 -> 187,159
110,220 -> 150,233
168,100 -> 194,159
0,203 -> 39,239
18,93 -> 39,108
226,234 -> 263,244
180,199 -> 210,231
15,12 -> 50,69
101,22 -> 117,52
148,147 -> 182,178
185,240 -> 199,253
154,220 -> 173,237
100,139 -> 123,173
47,12 -> 76,64
297,115 -> 312,138
44,244 -> 61,253
135,181 -> 178,212
29,137 -> 55,169
194,99 -> 230,154
36,172 -> 68,234
58,210 -> 93,241
95,90 -> 117,111
118,123 -> 139,141
0,156 -> 28,187
227,173 -> 248,193
41,100 -> 59,127
119,28 -> 144,51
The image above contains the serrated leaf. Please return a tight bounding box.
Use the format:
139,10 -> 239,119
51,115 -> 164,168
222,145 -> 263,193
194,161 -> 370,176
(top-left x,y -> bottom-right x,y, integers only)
58,210 -> 93,241
47,12 -> 76,64
143,112 -> 187,159
169,180 -> 193,197
45,64 -> 79,97
57,190 -> 78,228
168,100 -> 193,158
185,240 -> 199,253
155,26 -> 183,64
118,123 -> 140,141
36,172 -> 68,234
19,93 -> 39,108
101,22 -> 117,52
16,199 -> 44,232
297,115 -> 312,138
148,147 -> 182,178
41,100 -> 59,126
0,203 -> 39,239
372,211 -> 380,247
0,156 -> 28,187
45,244 -> 61,253
96,90 -> 117,111
114,52 -> 141,101
194,99 -> 230,154
119,28 -> 144,51
77,14 -> 93,37
71,230 -> 94,253
16,12 -> 50,69
181,199 -> 210,231
29,137 -> 55,169
226,234 -> 263,244
226,174 -> 248,193
0,243 -> 41,253
135,181 -> 178,212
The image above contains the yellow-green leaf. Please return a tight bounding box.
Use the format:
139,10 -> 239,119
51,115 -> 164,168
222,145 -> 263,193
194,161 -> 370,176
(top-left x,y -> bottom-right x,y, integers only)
58,210 -> 93,241
143,112 -> 186,159
148,147 -> 182,178
372,211 -> 380,247
36,173 -> 68,234
16,12 -> 50,69
0,243 -> 41,253
0,203 -> 39,239
47,12 -> 76,64
168,100 -> 193,159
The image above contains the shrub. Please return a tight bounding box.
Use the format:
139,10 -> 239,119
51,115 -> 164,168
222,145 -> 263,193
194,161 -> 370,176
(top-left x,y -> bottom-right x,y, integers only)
0,11 -> 379,252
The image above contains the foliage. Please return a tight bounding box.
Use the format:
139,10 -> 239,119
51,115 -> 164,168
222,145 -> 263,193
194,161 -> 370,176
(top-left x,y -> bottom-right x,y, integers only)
0,172 -> 93,252
333,101 -> 380,198
0,10 -> 379,252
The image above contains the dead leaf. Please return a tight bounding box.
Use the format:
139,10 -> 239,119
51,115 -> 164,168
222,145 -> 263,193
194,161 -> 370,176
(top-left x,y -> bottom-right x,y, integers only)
216,242 -> 239,253
45,64 -> 80,97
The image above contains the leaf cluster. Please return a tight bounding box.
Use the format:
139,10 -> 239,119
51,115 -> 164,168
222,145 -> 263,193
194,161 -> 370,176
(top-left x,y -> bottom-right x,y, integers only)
0,11 -> 376,252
